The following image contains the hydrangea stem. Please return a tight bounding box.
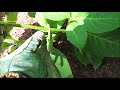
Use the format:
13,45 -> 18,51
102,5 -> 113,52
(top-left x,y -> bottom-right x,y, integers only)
0,21 -> 66,33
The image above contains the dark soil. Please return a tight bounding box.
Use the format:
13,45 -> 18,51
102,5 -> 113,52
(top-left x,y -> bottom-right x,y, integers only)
54,33 -> 120,78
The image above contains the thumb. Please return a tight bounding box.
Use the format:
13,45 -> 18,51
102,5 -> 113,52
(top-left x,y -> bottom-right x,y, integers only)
14,31 -> 45,54
24,31 -> 45,52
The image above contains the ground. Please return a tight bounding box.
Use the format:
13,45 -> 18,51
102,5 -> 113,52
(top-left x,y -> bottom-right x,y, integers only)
54,33 -> 120,78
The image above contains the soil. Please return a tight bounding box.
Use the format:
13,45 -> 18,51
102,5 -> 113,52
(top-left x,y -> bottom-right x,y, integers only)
54,33 -> 120,78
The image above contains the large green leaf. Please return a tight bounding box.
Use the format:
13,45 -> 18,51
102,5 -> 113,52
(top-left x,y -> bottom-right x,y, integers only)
39,40 -> 61,78
74,47 -> 103,70
71,12 -> 89,25
85,29 -> 120,57
50,46 -> 73,78
81,12 -> 120,33
35,12 -> 47,27
66,21 -> 87,50
42,12 -> 70,21
35,12 -> 65,29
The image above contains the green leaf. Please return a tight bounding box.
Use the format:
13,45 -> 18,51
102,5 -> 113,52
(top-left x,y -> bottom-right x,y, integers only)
9,45 -> 18,54
47,19 -> 65,29
4,26 -> 13,35
51,34 -> 57,43
85,29 -> 120,57
35,12 -> 47,27
0,42 -> 12,47
28,12 -> 36,18
5,35 -> 15,40
71,12 -> 89,25
7,12 -> 18,21
42,12 -> 70,21
50,46 -> 73,78
66,21 -> 87,50
47,19 -> 57,28
82,12 -> 120,33
39,40 -> 61,78
5,12 -> 18,34
57,19 -> 66,29
74,47 -> 103,70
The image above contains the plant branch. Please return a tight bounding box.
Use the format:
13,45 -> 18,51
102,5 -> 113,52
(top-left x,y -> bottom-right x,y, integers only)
0,21 -> 66,33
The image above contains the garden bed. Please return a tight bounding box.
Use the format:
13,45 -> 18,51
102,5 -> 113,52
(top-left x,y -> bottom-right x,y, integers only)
54,33 -> 120,78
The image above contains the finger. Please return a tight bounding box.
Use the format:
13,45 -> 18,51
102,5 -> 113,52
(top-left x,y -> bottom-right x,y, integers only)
20,31 -> 45,52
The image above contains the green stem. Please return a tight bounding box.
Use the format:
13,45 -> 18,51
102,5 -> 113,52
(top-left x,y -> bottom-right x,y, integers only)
0,21 -> 66,33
